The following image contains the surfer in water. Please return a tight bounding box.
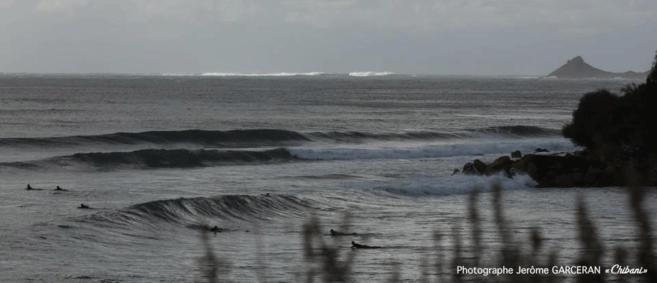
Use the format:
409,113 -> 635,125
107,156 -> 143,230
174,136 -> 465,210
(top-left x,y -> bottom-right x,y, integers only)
351,241 -> 381,249
78,203 -> 91,209
330,229 -> 357,236
209,226 -> 223,234
54,186 -> 67,191
25,184 -> 43,191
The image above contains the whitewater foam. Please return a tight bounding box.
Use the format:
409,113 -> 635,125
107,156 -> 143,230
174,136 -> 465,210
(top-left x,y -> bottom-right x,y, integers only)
348,71 -> 395,77
362,173 -> 537,197
289,138 -> 575,161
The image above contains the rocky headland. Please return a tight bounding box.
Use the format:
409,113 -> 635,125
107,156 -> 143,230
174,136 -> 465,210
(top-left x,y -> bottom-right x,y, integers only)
461,53 -> 657,187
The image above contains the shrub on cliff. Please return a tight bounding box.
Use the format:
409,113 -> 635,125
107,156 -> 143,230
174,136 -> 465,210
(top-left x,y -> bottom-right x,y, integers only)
563,53 -> 657,169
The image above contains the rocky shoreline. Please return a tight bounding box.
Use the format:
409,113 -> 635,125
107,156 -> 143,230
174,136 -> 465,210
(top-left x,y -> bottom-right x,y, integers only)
459,149 -> 655,188
461,53 -> 657,188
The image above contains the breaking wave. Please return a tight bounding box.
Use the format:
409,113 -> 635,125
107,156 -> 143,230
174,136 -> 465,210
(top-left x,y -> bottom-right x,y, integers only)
348,71 -> 395,77
80,194 -> 314,227
290,139 -> 574,161
0,128 -> 569,170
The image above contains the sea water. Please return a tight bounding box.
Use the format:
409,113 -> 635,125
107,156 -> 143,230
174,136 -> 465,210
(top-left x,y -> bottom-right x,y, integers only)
0,74 -> 654,282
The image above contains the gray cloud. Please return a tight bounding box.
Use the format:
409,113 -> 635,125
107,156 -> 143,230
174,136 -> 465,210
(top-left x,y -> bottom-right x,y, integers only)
1,0 -> 656,75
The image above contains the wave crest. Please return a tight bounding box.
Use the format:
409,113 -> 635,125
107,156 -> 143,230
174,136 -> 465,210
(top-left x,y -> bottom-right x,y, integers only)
0,126 -> 559,149
80,194 -> 313,227
0,129 -> 308,148
0,148 -> 297,170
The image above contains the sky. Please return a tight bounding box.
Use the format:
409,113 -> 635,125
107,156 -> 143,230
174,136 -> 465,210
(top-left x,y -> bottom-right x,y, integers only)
1,0 -> 656,75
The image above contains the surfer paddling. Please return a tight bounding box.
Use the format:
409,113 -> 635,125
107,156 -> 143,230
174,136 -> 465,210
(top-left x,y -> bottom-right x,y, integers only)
330,229 -> 357,237
351,241 -> 381,249
209,225 -> 223,234
25,184 -> 45,191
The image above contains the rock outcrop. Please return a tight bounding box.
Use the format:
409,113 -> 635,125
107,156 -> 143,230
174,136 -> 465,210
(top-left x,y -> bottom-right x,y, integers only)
461,150 -> 657,188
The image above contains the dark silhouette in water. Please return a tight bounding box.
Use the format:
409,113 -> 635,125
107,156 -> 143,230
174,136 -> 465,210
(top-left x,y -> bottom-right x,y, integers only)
54,186 -> 67,191
351,241 -> 380,249
210,226 -> 223,234
25,184 -> 43,191
78,203 -> 91,209
330,229 -> 357,236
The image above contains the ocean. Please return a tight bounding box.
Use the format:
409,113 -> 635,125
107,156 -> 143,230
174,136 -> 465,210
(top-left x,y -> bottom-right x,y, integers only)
0,74 -> 654,282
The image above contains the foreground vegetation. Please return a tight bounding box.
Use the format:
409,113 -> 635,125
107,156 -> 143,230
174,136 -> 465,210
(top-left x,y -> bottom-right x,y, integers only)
197,184 -> 655,282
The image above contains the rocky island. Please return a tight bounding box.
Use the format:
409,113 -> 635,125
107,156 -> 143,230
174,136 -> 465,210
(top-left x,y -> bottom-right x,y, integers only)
547,56 -> 648,79
462,54 -> 657,187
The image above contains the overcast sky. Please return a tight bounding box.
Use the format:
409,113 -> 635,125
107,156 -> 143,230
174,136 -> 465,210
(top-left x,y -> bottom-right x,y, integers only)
1,0 -> 656,75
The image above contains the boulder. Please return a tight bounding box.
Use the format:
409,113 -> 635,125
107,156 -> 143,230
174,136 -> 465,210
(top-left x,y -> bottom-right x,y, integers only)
462,159 -> 488,175
459,151 -> 633,187
486,156 -> 513,176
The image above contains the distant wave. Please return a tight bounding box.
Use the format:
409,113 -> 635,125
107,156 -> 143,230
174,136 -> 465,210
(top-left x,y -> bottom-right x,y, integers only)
80,194 -> 314,227
201,72 -> 324,77
0,148 -> 298,170
348,71 -> 395,77
0,126 -> 559,149
0,129 -> 308,148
